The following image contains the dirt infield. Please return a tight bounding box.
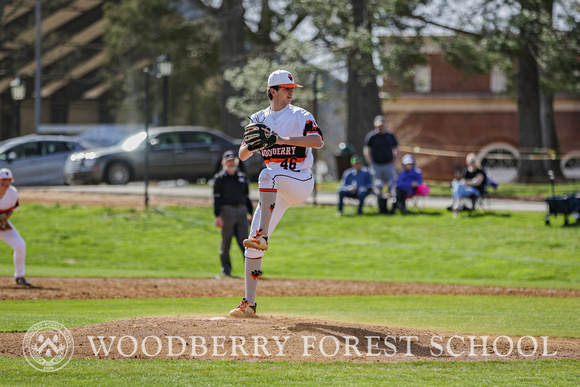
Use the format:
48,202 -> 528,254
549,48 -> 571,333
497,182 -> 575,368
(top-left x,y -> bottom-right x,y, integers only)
1,276 -> 579,300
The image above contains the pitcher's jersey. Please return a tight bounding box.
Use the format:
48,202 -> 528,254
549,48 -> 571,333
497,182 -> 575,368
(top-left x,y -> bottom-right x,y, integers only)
249,104 -> 323,171
0,186 -> 19,212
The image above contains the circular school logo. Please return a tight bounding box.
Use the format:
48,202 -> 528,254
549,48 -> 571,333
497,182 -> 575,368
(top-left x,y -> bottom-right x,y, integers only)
22,321 -> 74,372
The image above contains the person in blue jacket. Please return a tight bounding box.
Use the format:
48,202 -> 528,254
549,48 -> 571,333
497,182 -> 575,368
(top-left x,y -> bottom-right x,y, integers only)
338,155 -> 373,215
392,154 -> 423,214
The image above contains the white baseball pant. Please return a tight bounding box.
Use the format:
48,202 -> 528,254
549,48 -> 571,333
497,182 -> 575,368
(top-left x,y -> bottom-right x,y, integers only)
0,223 -> 26,277
245,167 -> 314,259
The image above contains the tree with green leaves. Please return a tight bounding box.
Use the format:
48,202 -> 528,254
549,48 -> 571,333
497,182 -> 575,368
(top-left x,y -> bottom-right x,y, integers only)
105,0 -> 313,138
184,1 -> 394,155
105,0 -> 406,157
103,0 -> 221,128
184,0 -> 310,138
261,0 -> 385,154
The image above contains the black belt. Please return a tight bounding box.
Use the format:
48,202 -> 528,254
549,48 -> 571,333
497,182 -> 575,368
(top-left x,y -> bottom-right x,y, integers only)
223,203 -> 244,207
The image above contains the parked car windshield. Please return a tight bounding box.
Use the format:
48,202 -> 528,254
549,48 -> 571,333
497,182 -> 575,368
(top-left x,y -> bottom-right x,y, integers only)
0,139 -> 16,154
120,132 -> 147,152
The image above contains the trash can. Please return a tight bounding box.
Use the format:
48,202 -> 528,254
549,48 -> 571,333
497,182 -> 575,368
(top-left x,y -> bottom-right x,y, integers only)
334,142 -> 355,179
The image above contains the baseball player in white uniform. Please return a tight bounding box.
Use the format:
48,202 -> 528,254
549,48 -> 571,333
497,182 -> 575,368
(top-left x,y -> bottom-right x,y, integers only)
0,168 -> 30,286
230,69 -> 324,317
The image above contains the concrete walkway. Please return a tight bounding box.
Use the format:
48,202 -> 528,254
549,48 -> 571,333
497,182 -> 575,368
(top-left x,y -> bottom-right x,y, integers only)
309,189 -> 547,213
22,182 -> 548,213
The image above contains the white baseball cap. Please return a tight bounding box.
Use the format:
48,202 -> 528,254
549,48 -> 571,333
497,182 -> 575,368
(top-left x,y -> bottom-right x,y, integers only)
0,168 -> 14,180
374,115 -> 386,126
402,154 -> 415,165
222,150 -> 236,160
268,69 -> 303,88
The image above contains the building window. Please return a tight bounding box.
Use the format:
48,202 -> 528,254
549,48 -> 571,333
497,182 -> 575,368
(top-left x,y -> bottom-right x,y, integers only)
414,65 -> 431,93
490,65 -> 507,93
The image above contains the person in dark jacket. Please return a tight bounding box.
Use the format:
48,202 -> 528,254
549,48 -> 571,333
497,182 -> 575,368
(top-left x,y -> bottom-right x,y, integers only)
213,150 -> 253,277
337,155 -> 373,215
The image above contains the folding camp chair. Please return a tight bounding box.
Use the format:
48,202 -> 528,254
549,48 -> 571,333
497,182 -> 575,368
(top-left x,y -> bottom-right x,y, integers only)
404,182 -> 430,213
459,173 -> 497,213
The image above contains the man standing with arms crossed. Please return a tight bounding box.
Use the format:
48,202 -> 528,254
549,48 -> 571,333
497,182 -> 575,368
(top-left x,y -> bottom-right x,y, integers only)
363,115 -> 399,212
230,69 -> 324,317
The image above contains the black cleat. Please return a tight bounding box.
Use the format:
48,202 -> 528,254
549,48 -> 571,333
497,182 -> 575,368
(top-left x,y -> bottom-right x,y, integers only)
15,277 -> 32,286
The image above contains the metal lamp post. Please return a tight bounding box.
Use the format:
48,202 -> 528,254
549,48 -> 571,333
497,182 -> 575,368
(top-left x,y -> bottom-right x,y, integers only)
10,77 -> 26,138
156,54 -> 173,126
143,54 -> 172,208
143,67 -> 152,208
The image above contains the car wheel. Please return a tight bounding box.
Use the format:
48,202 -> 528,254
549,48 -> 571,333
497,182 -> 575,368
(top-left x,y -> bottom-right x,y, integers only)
106,162 -> 131,185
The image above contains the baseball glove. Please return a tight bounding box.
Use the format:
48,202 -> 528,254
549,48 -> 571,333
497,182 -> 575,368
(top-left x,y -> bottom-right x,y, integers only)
0,214 -> 12,231
243,122 -> 278,152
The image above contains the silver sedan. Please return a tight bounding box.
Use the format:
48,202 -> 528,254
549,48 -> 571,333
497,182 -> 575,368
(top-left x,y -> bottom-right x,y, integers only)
0,135 -> 90,185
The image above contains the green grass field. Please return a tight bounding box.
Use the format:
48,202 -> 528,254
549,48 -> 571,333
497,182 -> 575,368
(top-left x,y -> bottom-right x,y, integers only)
1,202 -> 579,385
0,204 -> 578,288
2,358 -> 579,386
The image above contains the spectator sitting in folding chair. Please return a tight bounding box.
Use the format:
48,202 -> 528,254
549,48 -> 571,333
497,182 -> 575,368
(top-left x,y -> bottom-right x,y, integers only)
338,155 -> 373,216
448,153 -> 487,218
392,154 -> 424,214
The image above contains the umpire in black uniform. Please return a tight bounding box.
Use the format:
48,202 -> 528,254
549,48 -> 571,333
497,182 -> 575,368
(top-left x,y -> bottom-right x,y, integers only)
213,150 -> 253,277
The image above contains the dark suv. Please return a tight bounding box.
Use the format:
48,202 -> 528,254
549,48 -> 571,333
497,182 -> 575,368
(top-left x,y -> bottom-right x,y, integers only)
64,126 -> 264,185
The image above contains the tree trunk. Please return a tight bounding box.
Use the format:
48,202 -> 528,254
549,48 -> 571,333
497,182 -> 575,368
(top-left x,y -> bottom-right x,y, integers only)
516,42 -> 546,182
347,0 -> 382,155
219,0 -> 246,138
540,93 -> 563,178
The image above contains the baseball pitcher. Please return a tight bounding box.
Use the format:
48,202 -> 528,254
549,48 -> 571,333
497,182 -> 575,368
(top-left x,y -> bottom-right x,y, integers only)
230,69 -> 324,317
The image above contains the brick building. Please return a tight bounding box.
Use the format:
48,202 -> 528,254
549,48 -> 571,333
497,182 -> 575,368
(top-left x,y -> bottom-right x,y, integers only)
380,42 -> 580,182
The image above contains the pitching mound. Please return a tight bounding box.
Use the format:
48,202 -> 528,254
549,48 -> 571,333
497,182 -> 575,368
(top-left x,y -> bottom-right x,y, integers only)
1,315 -> 579,363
